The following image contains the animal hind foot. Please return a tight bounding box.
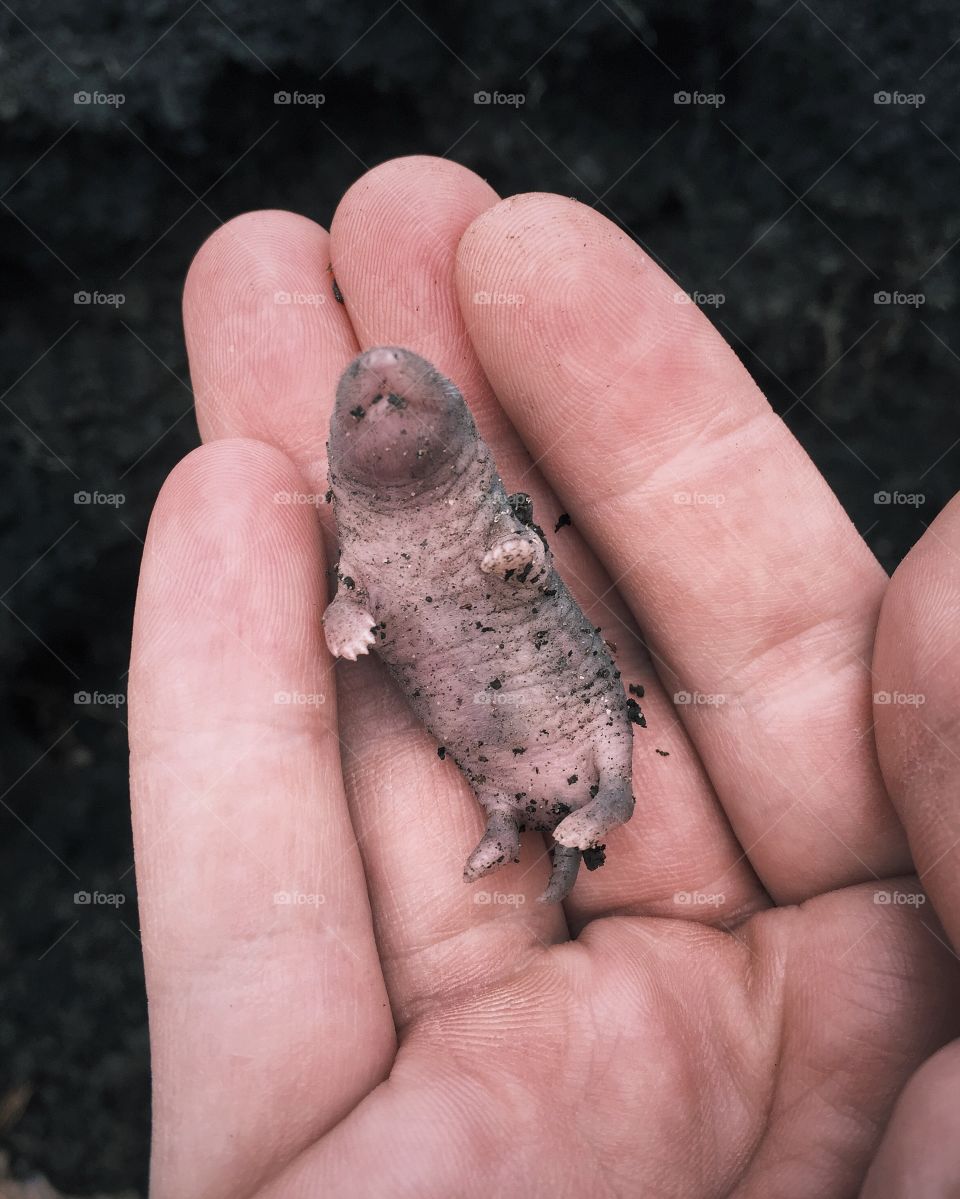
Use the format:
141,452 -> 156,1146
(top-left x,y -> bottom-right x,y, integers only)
463,809 -> 521,883
553,780 -> 634,851
537,841 -> 581,903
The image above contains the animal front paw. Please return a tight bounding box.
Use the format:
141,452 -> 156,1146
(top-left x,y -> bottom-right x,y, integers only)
480,532 -> 546,580
322,599 -> 378,661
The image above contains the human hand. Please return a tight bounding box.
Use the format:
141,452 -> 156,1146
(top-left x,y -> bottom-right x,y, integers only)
129,156 -> 960,1197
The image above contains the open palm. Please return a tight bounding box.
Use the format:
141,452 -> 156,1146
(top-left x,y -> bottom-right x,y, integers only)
129,157 -> 960,1198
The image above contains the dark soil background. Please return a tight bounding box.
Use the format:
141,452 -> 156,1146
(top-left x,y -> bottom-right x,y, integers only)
1,0 -> 957,1192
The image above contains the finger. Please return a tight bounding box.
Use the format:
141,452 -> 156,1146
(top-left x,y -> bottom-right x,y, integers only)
861,1041 -> 960,1199
330,156 -> 763,957
129,440 -> 394,1199
183,207 -> 357,533
874,491 -> 960,944
456,192 -> 908,904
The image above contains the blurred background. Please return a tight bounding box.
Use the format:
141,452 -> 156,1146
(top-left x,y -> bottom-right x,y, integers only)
1,0 -> 957,1192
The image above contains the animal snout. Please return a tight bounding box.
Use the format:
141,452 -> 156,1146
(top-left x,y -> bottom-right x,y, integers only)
358,347 -> 401,373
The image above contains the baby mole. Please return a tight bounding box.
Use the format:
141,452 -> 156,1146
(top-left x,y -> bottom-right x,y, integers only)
323,347 -> 635,903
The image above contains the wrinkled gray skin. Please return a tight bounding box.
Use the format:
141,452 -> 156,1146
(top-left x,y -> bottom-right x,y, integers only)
323,347 -> 635,903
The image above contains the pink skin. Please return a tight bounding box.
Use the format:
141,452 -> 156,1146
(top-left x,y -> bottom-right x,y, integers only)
323,347 -> 634,902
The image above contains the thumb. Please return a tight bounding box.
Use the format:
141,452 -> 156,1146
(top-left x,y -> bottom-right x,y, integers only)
862,490 -> 960,1198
